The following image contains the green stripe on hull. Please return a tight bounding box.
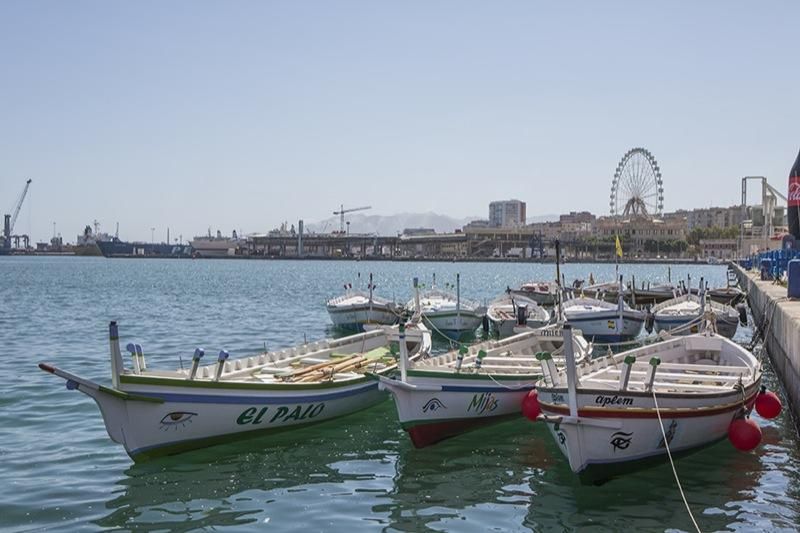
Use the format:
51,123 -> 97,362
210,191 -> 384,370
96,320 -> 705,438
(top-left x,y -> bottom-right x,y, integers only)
406,369 -> 540,381
120,369 -> 394,391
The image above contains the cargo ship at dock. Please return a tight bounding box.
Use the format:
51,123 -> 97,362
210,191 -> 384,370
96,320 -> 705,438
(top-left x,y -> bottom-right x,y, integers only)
96,237 -> 192,258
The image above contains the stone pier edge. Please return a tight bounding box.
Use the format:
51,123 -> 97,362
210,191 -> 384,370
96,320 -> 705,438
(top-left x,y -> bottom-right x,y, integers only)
733,263 -> 800,432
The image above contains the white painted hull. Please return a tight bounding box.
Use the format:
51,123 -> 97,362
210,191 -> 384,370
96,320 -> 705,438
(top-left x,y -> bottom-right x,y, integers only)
490,316 -> 549,338
423,312 -> 484,336
87,378 -> 387,460
378,374 -> 533,448
654,314 -> 738,339
326,305 -> 398,330
564,312 -> 644,343
537,386 -> 758,481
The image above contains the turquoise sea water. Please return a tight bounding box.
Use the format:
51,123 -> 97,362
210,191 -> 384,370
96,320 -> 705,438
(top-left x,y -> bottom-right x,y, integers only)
1,256 -> 798,532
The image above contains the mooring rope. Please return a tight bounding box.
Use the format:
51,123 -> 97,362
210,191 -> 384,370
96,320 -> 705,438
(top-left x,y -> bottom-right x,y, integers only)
651,389 -> 702,533
482,370 -> 537,390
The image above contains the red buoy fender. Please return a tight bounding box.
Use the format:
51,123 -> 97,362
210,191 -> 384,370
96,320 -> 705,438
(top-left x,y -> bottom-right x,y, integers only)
522,390 -> 541,421
755,388 -> 782,419
728,417 -> 762,452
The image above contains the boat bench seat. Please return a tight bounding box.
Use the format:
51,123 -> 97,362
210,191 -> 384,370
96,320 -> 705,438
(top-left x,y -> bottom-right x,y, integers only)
601,368 -> 745,384
587,377 -> 735,392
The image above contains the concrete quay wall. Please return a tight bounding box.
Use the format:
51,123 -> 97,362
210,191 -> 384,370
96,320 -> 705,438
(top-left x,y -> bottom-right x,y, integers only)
734,265 -> 800,425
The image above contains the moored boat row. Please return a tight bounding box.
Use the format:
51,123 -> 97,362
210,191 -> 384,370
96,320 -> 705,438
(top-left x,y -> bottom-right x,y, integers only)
38,259 -> 777,488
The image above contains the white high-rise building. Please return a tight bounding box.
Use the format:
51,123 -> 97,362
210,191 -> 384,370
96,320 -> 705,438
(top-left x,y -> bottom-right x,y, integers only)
489,200 -> 527,227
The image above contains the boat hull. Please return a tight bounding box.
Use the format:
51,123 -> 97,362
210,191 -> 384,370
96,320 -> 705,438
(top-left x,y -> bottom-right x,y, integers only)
536,384 -> 759,484
77,375 -> 390,461
490,316 -> 549,338
654,314 -> 738,339
564,311 -> 644,343
326,305 -> 398,331
423,312 -> 484,338
509,290 -> 556,306
378,373 -> 535,448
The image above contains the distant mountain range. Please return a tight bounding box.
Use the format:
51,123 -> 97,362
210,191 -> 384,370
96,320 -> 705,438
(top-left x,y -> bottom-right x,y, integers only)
305,212 -> 559,235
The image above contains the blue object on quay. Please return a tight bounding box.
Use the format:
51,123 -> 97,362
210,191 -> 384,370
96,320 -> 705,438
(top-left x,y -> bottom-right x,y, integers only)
788,259 -> 800,298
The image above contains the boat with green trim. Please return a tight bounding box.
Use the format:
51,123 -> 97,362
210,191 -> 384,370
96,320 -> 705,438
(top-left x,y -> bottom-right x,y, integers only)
375,327 -> 591,448
38,320 -> 431,461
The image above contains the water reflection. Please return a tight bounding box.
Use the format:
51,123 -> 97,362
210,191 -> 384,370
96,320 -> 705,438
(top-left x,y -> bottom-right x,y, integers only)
95,403 -> 403,531
381,420 -> 552,531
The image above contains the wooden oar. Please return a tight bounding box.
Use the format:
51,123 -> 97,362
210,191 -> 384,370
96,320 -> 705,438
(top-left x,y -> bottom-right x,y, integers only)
279,354 -> 360,379
297,356 -> 368,382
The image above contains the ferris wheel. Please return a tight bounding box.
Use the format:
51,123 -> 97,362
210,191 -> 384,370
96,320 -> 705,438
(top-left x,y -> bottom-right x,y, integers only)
609,147 -> 664,218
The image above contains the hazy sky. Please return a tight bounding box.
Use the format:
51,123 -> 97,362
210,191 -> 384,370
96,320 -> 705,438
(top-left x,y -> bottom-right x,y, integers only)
1,2 -> 798,242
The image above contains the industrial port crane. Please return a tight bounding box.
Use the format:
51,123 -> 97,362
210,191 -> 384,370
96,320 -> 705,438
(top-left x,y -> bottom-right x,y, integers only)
333,204 -> 371,234
3,179 -> 32,250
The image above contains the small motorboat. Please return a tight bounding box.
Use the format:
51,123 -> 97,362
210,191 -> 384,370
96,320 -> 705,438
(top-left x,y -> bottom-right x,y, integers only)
629,281 -> 677,306
561,277 -> 645,343
486,293 -> 550,338
39,320 -> 431,461
652,290 -> 740,339
535,326 -> 762,484
376,326 -> 592,448
509,281 -> 558,306
406,274 -> 486,339
326,273 -> 400,331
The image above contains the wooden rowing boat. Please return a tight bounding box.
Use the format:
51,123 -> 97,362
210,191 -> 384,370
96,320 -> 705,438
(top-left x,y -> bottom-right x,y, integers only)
535,326 -> 761,483
376,326 -> 591,448
39,320 -> 431,461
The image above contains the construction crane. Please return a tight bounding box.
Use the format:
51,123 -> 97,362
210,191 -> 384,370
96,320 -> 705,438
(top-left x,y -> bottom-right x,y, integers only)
332,204 -> 371,234
3,179 -> 32,250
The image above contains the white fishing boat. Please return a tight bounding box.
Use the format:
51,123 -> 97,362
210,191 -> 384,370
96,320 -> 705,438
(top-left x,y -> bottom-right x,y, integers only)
406,274 -> 486,338
39,320 -> 431,461
486,293 -> 550,337
509,281 -> 558,306
535,326 -> 762,483
376,326 -> 591,448
326,273 -> 400,331
561,277 -> 645,343
652,292 -> 740,339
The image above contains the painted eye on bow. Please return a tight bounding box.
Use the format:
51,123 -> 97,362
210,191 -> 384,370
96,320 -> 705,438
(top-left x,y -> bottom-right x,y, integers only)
159,412 -> 197,429
610,431 -> 633,451
422,398 -> 446,413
